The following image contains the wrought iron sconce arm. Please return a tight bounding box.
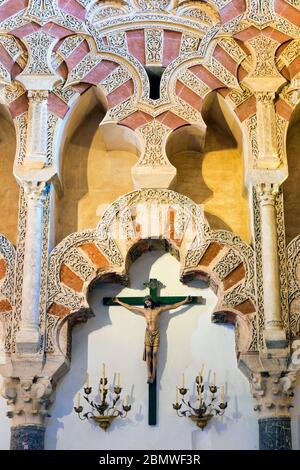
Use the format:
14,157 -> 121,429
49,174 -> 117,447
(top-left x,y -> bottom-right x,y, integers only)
172,375 -> 228,430
74,378 -> 131,431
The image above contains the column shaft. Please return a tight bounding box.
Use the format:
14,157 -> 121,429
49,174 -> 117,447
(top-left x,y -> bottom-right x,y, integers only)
257,184 -> 286,347
259,417 -> 292,450
16,183 -> 47,354
10,425 -> 45,450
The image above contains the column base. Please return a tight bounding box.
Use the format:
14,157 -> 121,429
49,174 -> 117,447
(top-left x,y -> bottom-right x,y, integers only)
259,417 -> 292,450
10,425 -> 45,450
16,327 -> 40,354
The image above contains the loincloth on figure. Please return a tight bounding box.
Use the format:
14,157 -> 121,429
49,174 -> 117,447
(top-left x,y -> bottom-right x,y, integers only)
143,328 -> 160,361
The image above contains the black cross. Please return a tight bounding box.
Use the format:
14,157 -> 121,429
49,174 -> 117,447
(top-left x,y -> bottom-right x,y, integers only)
103,278 -> 205,425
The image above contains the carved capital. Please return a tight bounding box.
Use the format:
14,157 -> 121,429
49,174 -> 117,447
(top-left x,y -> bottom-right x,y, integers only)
250,372 -> 296,419
27,90 -> 49,103
1,377 -> 54,427
256,183 -> 279,205
256,91 -> 275,105
23,181 -> 48,203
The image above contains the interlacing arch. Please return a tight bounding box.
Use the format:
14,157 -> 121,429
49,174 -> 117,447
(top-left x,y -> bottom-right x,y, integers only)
46,189 -> 257,368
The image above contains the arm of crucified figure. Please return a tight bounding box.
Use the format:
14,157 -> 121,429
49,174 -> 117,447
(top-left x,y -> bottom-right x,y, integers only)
159,296 -> 193,313
113,297 -> 144,314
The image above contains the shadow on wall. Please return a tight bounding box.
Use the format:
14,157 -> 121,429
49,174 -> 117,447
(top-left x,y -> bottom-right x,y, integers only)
58,87 -> 106,244
46,282 -> 126,449
0,105 -> 18,245
166,94 -> 250,243
58,89 -> 140,244
284,117 -> 300,245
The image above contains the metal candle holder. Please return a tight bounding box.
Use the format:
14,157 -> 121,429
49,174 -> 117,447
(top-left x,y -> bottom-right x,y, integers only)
74,375 -> 131,431
172,374 -> 228,430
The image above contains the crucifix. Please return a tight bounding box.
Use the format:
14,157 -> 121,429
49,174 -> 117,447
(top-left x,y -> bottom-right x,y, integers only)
103,278 -> 205,425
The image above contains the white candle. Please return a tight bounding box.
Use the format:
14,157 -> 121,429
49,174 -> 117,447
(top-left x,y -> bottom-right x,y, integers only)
212,372 -> 216,386
176,387 -> 178,404
117,373 -> 121,387
102,363 -> 106,380
200,364 -> 204,377
181,373 -> 185,389
198,383 -> 202,404
86,373 -> 90,388
77,393 -> 80,408
124,395 -> 128,406
221,386 -> 224,403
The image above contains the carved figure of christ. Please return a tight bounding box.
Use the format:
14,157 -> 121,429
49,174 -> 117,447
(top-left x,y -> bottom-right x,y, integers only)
113,295 -> 192,384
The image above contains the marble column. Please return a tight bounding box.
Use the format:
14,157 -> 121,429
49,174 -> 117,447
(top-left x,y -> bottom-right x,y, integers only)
256,183 -> 286,348
259,417 -> 291,450
16,182 -> 48,354
10,425 -> 45,450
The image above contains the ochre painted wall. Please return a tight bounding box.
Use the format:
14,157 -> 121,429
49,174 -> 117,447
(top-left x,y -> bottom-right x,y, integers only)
285,121 -> 300,245
169,123 -> 250,243
0,114 -> 18,245
58,109 -> 138,243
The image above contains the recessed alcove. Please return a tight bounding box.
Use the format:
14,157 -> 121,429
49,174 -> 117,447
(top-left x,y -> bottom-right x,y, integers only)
284,103 -> 300,244
166,92 -> 250,243
45,250 -> 257,450
0,105 -> 18,244
57,87 -> 141,243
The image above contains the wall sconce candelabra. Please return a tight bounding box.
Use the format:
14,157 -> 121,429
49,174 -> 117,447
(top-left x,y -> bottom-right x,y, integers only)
74,364 -> 131,431
172,368 -> 228,430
